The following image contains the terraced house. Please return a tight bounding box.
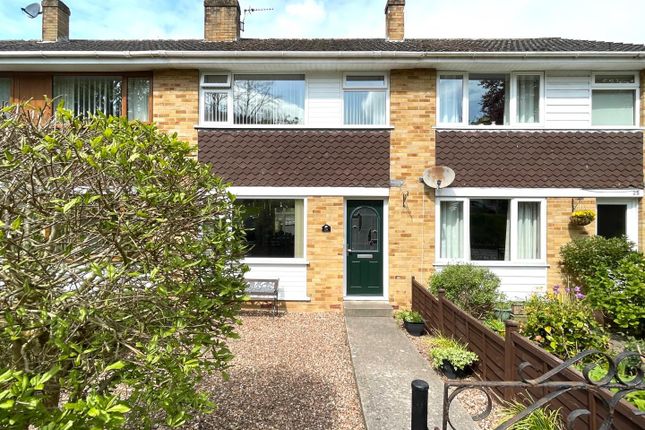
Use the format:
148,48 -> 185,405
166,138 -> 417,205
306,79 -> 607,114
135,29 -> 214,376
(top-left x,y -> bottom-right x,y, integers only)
1,0 -> 644,310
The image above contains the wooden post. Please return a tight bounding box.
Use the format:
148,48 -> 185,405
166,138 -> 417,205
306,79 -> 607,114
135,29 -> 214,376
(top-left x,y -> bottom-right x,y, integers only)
438,289 -> 446,334
504,320 -> 520,401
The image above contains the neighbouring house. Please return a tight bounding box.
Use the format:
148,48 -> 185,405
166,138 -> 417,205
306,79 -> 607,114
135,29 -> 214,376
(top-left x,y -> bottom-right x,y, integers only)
1,0 -> 643,310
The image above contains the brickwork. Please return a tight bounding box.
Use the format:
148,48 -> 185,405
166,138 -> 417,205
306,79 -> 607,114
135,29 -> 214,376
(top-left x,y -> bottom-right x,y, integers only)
152,70 -> 199,147
388,69 -> 436,308
385,1 -> 405,41
204,0 -> 240,42
546,197 -> 596,288
41,0 -> 70,42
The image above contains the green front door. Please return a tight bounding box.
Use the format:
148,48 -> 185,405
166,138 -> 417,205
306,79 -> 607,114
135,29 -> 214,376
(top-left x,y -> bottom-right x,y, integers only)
347,200 -> 383,296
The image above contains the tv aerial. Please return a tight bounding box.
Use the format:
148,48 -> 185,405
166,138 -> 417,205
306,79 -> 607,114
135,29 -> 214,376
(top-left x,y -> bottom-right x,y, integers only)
421,166 -> 456,189
241,6 -> 273,32
21,2 -> 42,19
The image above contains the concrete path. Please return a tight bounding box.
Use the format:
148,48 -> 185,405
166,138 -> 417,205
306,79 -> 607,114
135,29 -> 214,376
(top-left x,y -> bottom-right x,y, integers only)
345,315 -> 476,430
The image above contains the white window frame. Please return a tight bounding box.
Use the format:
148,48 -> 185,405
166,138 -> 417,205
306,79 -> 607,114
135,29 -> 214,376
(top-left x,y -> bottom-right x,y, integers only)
342,72 -> 390,126
237,196 -> 308,264
201,73 -> 231,88
595,197 -> 639,246
435,197 -> 547,265
590,72 -> 640,128
437,71 -> 546,128
200,89 -> 231,126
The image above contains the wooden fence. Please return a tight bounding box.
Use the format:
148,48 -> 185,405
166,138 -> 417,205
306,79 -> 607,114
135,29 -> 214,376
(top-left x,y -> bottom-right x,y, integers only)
411,277 -> 645,430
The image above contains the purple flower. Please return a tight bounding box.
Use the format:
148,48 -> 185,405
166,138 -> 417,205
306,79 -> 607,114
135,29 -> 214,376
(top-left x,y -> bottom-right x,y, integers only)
574,286 -> 581,293
565,287 -> 571,293
553,285 -> 560,294
575,292 -> 586,300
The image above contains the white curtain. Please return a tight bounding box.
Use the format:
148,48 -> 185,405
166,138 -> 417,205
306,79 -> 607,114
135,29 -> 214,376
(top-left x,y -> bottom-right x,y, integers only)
517,75 -> 540,123
518,202 -> 540,259
344,91 -> 386,125
0,78 -> 10,106
440,201 -> 464,259
294,200 -> 305,258
504,203 -> 511,260
127,78 -> 150,122
439,75 -> 463,123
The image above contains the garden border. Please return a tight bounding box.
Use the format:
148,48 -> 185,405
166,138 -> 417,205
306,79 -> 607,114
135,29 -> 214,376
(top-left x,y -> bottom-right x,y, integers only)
411,277 -> 645,430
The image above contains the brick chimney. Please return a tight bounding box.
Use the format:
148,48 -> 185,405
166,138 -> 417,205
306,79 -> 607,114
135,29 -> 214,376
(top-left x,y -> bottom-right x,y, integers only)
204,0 -> 241,42
41,0 -> 71,42
385,0 -> 405,41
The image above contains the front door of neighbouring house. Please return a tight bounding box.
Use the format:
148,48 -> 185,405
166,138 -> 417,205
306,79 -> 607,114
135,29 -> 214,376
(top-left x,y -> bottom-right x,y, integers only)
346,200 -> 383,296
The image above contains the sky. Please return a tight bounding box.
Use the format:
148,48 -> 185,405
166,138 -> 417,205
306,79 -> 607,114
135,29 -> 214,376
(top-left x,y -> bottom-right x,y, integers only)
0,0 -> 643,44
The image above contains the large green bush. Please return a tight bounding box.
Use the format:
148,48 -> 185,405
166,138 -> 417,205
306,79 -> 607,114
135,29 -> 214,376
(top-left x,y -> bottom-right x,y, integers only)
429,264 -> 502,319
0,105 -> 248,428
522,289 -> 608,359
559,236 -> 634,288
585,253 -> 645,337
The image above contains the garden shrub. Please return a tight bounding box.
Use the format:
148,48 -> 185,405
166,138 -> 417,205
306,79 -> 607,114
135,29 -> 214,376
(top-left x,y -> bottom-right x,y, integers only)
559,235 -> 635,288
522,288 -> 609,359
0,105 -> 248,428
585,253 -> 645,337
428,335 -> 478,372
429,264 -> 502,319
497,397 -> 564,430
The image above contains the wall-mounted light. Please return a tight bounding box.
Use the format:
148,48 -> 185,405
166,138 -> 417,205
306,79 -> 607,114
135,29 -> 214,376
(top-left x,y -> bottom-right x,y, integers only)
321,224 -> 331,233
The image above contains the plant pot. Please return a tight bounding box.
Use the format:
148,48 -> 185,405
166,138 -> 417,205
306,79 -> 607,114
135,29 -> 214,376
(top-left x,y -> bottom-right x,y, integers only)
570,215 -> 594,226
404,320 -> 426,337
439,361 -> 473,379
494,308 -> 512,321
511,303 -> 525,316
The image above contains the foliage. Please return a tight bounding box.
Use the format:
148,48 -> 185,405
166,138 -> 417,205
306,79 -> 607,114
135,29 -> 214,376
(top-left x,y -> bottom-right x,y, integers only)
585,253 -> 645,337
429,264 -> 502,319
394,310 -> 424,323
559,235 -> 635,288
0,105 -> 248,428
483,317 -> 505,337
583,359 -> 645,411
522,289 -> 608,359
428,334 -> 478,371
569,210 -> 596,226
497,397 -> 564,430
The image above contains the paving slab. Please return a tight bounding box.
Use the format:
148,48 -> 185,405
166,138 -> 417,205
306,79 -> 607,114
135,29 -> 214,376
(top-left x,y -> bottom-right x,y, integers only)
346,316 -> 476,430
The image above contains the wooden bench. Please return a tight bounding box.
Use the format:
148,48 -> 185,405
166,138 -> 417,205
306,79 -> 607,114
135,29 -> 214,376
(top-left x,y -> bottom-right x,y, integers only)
245,279 -> 279,315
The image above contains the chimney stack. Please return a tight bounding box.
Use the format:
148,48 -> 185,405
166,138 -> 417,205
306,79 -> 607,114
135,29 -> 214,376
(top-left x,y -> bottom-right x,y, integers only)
204,0 -> 241,42
385,0 -> 405,41
42,0 -> 70,42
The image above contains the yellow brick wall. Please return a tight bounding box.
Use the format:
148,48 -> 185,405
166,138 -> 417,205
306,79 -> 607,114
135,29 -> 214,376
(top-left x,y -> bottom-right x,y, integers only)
546,197 -> 596,288
42,1 -> 70,41
385,5 -> 405,41
204,5 -> 240,42
152,70 -> 199,147
388,69 -> 436,308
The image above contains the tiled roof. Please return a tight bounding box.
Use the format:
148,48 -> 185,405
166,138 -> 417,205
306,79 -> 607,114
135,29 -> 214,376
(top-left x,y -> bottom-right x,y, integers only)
436,130 -> 644,189
198,129 -> 390,187
0,38 -> 643,53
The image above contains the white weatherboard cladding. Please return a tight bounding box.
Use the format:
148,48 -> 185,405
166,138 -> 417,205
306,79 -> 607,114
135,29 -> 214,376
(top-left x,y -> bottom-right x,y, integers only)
545,72 -> 592,127
306,72 -> 342,126
244,261 -> 309,301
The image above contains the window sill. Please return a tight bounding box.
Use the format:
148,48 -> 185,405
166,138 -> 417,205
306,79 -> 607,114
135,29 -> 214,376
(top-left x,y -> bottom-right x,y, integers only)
195,124 -> 393,130
244,258 -> 309,266
434,260 -> 549,268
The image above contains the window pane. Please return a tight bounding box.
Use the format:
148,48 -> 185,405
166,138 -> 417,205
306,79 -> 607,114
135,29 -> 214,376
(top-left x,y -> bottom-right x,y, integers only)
127,78 -> 150,122
597,204 -> 627,239
344,91 -> 386,125
595,74 -> 635,84
470,199 -> 510,261
439,75 -> 463,123
592,90 -> 635,126
517,202 -> 541,259
0,78 -> 10,107
468,74 -> 509,125
233,74 -> 305,125
203,74 -> 229,85
516,75 -> 540,124
241,199 -> 304,258
204,92 -> 228,123
345,75 -> 386,88
440,201 -> 464,259
350,207 -> 380,251
53,76 -> 122,117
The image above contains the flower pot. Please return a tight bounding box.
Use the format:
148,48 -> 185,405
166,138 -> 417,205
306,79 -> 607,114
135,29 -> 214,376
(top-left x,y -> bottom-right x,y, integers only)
404,320 -> 426,337
511,303 -> 525,316
494,308 -> 512,321
439,361 -> 473,379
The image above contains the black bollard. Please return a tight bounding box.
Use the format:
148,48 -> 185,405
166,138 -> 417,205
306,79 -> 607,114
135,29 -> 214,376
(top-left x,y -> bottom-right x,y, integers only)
411,379 -> 429,430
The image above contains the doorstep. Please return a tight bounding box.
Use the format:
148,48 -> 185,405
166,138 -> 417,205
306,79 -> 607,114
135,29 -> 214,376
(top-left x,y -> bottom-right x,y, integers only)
344,301 -> 393,318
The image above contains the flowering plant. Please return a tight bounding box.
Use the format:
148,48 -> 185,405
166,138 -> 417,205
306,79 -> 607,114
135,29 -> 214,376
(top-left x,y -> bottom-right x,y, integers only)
570,210 -> 596,226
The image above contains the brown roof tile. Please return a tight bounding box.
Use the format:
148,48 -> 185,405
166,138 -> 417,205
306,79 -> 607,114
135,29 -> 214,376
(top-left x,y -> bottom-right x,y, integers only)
436,130 -> 643,189
198,129 -> 390,187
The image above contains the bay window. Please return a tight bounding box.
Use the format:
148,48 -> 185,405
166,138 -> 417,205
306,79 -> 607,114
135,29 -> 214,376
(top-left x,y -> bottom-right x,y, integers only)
343,74 -> 388,125
53,75 -> 151,121
438,198 -> 544,262
591,73 -> 638,126
240,199 -> 305,259
0,78 -> 10,107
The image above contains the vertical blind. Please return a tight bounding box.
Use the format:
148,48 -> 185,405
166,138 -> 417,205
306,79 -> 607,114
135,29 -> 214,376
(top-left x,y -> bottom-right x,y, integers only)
517,75 -> 540,124
54,76 -> 122,117
233,74 -> 305,125
592,90 -> 635,126
127,78 -> 150,122
0,78 -> 10,107
344,91 -> 386,125
203,92 -> 228,123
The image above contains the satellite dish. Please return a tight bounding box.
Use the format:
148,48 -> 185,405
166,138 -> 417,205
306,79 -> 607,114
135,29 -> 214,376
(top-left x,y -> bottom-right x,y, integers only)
422,166 -> 455,189
21,3 -> 42,19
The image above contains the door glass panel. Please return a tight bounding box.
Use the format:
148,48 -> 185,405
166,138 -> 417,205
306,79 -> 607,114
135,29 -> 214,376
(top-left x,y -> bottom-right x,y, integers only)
597,204 -> 627,239
350,207 -> 379,251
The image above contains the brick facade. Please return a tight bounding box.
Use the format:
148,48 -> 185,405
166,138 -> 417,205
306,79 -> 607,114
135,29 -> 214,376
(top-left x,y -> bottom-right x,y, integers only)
152,70 -> 199,147
385,1 -> 405,41
204,0 -> 241,42
388,69 -> 436,307
41,0 -> 70,42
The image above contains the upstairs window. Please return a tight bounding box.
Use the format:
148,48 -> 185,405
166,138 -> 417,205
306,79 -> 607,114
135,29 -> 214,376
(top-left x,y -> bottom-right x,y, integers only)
0,78 -> 11,107
53,75 -> 151,121
234,74 -> 305,125
591,73 -> 638,126
343,74 -> 387,125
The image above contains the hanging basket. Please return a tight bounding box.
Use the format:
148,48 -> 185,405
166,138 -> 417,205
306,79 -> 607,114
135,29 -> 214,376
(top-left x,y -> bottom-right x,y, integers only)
570,210 -> 596,226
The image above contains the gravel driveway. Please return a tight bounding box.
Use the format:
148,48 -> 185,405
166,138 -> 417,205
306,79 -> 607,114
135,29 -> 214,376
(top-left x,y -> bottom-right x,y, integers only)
193,312 -> 365,430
